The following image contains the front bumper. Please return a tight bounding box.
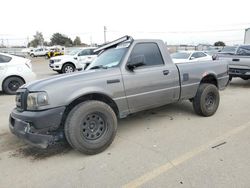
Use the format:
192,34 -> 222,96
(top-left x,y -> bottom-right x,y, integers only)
49,63 -> 62,71
9,106 -> 66,148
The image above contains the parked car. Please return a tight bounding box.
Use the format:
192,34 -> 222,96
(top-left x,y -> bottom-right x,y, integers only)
0,53 -> 36,94
215,45 -> 250,81
30,48 -> 48,57
49,47 -> 97,73
171,51 -> 212,63
9,36 -> 229,154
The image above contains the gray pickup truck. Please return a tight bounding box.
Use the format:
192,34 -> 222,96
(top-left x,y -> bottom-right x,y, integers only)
216,45 -> 250,81
9,36 -> 229,154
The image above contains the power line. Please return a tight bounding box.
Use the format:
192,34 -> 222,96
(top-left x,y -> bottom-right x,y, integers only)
108,28 -> 245,34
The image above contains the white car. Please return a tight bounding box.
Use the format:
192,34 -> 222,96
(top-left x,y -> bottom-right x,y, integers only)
0,53 -> 36,94
30,48 -> 48,57
171,51 -> 212,63
49,47 -> 97,73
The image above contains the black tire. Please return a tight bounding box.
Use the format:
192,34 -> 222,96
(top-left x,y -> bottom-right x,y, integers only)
241,77 -> 249,80
56,70 -> 63,74
30,53 -> 35,58
64,100 -> 117,154
62,63 -> 75,73
193,83 -> 220,117
226,76 -> 232,86
3,76 -> 24,95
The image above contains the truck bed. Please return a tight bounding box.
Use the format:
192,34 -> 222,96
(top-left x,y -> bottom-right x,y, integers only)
176,60 -> 229,100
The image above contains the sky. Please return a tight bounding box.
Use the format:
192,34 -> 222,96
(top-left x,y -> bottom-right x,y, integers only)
1,0 -> 250,46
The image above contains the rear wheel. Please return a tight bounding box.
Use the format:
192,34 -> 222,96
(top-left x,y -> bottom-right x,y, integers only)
193,83 -> 220,117
3,76 -> 24,95
64,100 -> 117,154
62,63 -> 75,73
241,77 -> 249,80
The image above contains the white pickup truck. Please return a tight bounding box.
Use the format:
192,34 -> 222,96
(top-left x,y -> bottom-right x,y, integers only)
49,47 -> 97,73
30,48 -> 48,57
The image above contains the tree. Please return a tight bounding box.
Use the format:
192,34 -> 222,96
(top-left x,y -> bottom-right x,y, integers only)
50,33 -> 73,47
214,41 -> 225,46
73,36 -> 81,46
28,31 -> 44,47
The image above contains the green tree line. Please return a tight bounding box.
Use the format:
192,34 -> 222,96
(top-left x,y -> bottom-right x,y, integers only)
28,31 -> 82,47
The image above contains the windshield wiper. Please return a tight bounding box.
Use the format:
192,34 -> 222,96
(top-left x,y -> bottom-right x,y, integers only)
89,65 -> 108,70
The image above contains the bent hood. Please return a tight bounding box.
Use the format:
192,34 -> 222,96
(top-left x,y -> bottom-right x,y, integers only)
23,68 -> 121,92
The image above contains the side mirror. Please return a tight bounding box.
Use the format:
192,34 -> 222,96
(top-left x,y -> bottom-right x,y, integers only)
127,55 -> 145,71
74,56 -> 78,60
190,56 -> 195,60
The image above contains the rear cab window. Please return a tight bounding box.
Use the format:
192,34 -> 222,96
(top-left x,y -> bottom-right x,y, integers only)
0,54 -> 12,63
128,43 -> 164,67
236,46 -> 250,56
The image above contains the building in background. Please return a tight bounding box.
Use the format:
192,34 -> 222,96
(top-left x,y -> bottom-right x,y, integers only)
244,28 -> 250,44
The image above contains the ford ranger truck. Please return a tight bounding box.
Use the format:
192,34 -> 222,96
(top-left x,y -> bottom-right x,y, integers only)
216,45 -> 250,81
9,36 -> 229,154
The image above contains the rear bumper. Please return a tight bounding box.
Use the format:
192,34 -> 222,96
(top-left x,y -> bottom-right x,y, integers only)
9,106 -> 65,148
229,68 -> 250,77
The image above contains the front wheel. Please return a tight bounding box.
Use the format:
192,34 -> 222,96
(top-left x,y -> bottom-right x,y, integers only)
193,83 -> 220,117
64,101 -> 117,154
3,76 -> 24,95
62,63 -> 75,73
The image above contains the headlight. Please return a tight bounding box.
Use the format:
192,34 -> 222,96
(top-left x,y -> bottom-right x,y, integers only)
27,92 -> 49,110
53,59 -> 61,63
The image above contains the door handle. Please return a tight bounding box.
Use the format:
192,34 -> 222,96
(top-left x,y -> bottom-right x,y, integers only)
232,59 -> 240,62
163,70 -> 169,75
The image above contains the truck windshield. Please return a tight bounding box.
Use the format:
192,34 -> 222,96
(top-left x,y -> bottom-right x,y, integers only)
171,52 -> 191,59
68,49 -> 81,56
87,47 -> 127,70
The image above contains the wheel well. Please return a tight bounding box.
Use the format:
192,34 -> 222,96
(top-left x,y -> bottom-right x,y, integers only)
61,93 -> 119,127
63,62 -> 75,68
2,75 -> 25,89
200,75 -> 218,87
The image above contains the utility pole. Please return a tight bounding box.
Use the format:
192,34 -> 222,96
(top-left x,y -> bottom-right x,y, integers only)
27,36 -> 29,47
104,26 -> 107,44
90,35 -> 92,46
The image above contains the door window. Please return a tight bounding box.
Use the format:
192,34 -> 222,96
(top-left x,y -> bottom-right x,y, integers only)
129,43 -> 164,67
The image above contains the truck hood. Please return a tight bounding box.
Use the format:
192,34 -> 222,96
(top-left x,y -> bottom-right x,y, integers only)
23,68 -> 121,91
172,59 -> 189,64
51,55 -> 73,60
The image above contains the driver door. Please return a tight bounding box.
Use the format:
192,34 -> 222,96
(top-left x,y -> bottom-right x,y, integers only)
121,43 -> 180,113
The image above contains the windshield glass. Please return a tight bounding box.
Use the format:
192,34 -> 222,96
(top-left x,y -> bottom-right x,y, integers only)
171,52 -> 191,59
68,49 -> 81,56
87,47 -> 127,70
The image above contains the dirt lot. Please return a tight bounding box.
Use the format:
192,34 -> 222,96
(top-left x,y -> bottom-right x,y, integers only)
1,57 -> 250,188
